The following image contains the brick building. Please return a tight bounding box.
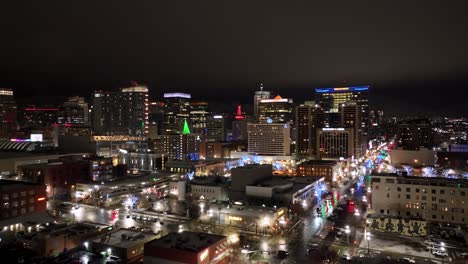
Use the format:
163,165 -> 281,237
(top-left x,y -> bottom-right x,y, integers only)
0,180 -> 46,221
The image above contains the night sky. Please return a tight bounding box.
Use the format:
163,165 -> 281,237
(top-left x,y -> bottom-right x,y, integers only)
1,1 -> 468,116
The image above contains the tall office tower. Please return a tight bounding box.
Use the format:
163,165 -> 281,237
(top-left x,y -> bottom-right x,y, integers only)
340,101 -> 364,157
58,96 -> 89,125
232,105 -> 251,141
397,119 -> 433,150
190,101 -> 209,136
91,85 -> 149,136
258,95 -> 294,124
163,93 -> 191,135
206,115 -> 226,141
296,103 -> 324,157
315,86 -> 369,134
0,88 -> 17,138
161,120 -> 200,161
248,123 -> 290,156
253,83 -> 271,121
317,128 -> 354,159
149,101 -> 165,139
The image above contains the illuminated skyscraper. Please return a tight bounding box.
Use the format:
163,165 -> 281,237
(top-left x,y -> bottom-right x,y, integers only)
315,86 -> 369,135
258,95 -> 293,124
58,96 -> 89,125
148,101 -> 165,139
248,123 -> 290,156
206,115 -> 226,141
340,101 -> 364,157
253,83 -> 270,121
232,105 -> 251,141
317,128 -> 354,159
92,84 -> 149,136
163,93 -> 191,135
161,120 -> 200,161
296,103 -> 324,157
0,88 -> 17,138
189,101 -> 209,136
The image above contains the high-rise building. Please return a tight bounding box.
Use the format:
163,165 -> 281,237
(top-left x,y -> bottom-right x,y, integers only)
315,86 -> 369,135
340,101 -> 364,157
232,105 -> 251,141
0,88 -> 17,138
206,115 -> 226,141
161,120 -> 200,161
190,101 -> 209,136
258,95 -> 293,124
253,84 -> 270,121
148,101 -> 165,139
317,128 -> 354,159
163,93 -> 191,135
58,96 -> 89,125
248,123 -> 290,156
296,103 -> 324,157
397,119 -> 433,150
92,85 -> 149,136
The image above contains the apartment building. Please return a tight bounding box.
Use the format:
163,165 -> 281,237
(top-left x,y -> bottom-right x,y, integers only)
371,173 -> 468,225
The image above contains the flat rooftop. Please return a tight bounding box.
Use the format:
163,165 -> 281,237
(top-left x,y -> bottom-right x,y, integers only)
146,231 -> 225,253
299,160 -> 337,166
371,172 -> 468,186
251,176 -> 322,194
92,228 -> 157,249
219,205 -> 277,218
191,176 -> 229,186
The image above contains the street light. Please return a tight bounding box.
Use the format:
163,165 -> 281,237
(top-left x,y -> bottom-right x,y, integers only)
365,229 -> 371,254
345,225 -> 351,244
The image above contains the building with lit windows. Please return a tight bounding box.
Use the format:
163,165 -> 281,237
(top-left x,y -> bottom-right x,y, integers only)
296,103 -> 324,157
20,106 -> 59,136
370,173 -> 468,225
258,95 -> 293,124
340,101 -> 365,157
0,88 -> 17,139
58,96 -> 89,125
317,128 -> 354,159
18,159 -> 91,198
296,160 -> 339,182
144,231 -> 228,264
148,101 -> 165,139
0,180 -> 47,222
190,101 -> 209,136
315,86 -> 369,135
247,123 -> 290,156
231,104 -> 251,141
92,85 -> 149,136
206,115 -> 226,141
253,84 -> 270,121
161,120 -> 200,161
397,119 -> 433,150
163,92 -> 191,135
